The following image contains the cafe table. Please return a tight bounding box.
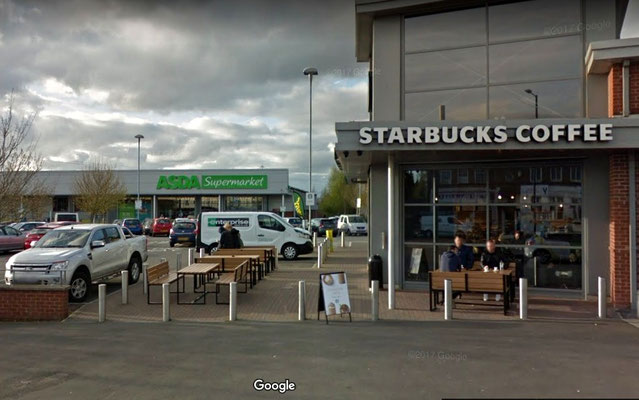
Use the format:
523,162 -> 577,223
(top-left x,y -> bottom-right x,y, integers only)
176,263 -> 219,305
197,255 -> 259,287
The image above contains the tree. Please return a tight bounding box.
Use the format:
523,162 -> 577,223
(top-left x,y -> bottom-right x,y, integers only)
0,91 -> 43,222
318,167 -> 368,217
73,159 -> 127,222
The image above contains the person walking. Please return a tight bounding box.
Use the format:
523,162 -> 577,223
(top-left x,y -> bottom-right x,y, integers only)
218,222 -> 243,249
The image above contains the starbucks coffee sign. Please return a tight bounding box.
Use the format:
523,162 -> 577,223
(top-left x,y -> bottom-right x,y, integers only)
358,123 -> 613,145
156,174 -> 268,190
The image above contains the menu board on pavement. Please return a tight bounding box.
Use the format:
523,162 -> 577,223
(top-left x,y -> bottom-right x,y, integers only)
318,272 -> 352,323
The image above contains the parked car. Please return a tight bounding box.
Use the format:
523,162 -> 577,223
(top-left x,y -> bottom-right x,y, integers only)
0,225 -> 26,253
169,221 -> 197,247
197,211 -> 312,260
12,221 -> 46,233
310,218 -> 337,237
284,217 -> 303,228
525,232 -> 582,264
54,212 -> 79,222
5,224 -> 148,302
149,218 -> 172,236
120,218 -> 144,235
23,222 -> 78,249
142,218 -> 153,235
337,214 -> 368,236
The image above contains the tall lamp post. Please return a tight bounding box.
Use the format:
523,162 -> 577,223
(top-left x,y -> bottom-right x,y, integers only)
524,89 -> 538,119
134,134 -> 144,220
303,67 -> 318,232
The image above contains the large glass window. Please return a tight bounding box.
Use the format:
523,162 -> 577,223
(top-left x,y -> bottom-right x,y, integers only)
224,196 -> 264,211
403,162 -> 583,290
403,1 -> 584,120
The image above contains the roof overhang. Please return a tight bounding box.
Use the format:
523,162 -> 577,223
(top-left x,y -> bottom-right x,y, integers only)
586,38 -> 639,74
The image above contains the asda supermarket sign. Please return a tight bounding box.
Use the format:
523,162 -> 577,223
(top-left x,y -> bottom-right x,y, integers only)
156,174 -> 268,190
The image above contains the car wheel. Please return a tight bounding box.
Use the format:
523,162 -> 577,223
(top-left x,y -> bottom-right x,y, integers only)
150,232 -> 154,237
205,243 -> 217,254
69,270 -> 90,302
169,242 -> 175,248
282,243 -> 298,260
128,256 -> 141,284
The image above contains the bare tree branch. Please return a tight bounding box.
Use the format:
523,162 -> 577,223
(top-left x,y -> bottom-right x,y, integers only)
73,159 -> 127,223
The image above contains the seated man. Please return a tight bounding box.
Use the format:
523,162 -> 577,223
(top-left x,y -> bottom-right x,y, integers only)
480,239 -> 505,302
453,231 -> 474,270
439,245 -> 461,272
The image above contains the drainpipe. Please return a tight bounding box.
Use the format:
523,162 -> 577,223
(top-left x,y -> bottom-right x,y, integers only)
630,151 -> 637,315
387,152 -> 395,310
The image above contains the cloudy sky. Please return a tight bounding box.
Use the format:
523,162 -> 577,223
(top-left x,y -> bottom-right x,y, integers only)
2,0 -> 639,193
0,0 -> 368,192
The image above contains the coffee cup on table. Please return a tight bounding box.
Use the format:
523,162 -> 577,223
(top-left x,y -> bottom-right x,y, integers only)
493,267 -> 498,272
483,266 -> 489,272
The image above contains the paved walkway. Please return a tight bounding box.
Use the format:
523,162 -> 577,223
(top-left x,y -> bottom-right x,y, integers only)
68,239 -> 616,323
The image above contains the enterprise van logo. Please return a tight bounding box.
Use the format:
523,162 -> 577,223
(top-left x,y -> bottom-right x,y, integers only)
358,124 -> 613,145
157,174 -> 268,190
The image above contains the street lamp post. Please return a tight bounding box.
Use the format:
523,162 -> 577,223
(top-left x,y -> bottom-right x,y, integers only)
524,89 -> 538,119
303,67 -> 318,232
134,134 -> 144,220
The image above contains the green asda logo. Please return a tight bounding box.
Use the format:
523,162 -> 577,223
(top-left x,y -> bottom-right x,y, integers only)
157,175 -> 268,190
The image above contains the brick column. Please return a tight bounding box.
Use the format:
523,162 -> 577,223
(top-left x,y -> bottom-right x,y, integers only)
609,152 -> 639,308
608,63 -> 623,117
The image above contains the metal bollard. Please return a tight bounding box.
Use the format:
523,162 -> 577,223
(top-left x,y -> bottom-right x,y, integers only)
341,231 -> 345,248
598,277 -> 606,319
199,248 -> 205,258
371,280 -> 379,321
317,244 -> 322,268
313,232 -> 317,248
98,284 -> 106,323
298,281 -> 306,321
519,278 -> 528,320
444,279 -> 453,320
229,282 -> 237,321
143,264 -> 148,295
162,283 -> 170,322
188,248 -> 194,265
121,270 -> 128,305
348,241 -> 352,248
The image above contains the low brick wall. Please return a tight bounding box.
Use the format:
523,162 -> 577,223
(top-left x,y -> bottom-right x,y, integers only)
0,285 -> 69,321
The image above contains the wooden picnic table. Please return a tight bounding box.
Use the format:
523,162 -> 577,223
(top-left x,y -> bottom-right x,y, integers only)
429,268 -> 515,315
176,263 -> 219,305
196,255 -> 260,287
241,246 -> 276,271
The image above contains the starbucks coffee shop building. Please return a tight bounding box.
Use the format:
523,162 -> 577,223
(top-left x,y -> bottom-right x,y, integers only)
37,168 -> 301,222
335,0 -> 639,310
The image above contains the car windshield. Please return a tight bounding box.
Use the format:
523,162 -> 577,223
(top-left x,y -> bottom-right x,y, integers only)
30,228 -> 51,235
349,216 -> 366,223
36,230 -> 91,248
272,214 -> 293,228
288,218 -> 301,224
157,219 -> 170,224
57,214 -> 76,221
174,222 -> 195,230
124,220 -> 141,227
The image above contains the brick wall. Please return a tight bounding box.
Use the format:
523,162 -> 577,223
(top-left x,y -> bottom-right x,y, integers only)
0,285 -> 69,321
608,62 -> 639,117
608,152 -> 639,308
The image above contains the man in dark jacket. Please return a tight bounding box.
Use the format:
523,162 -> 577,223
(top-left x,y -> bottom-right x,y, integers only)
218,223 -> 243,249
454,232 -> 474,270
440,246 -> 461,272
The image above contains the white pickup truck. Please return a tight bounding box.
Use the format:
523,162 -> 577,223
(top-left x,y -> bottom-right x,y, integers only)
4,224 -> 148,302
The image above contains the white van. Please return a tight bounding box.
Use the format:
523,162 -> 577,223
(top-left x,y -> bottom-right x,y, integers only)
196,212 -> 313,260
337,214 -> 368,236
54,212 -> 80,222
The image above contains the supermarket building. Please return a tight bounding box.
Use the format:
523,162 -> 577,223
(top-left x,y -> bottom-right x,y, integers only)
34,168 -> 303,222
334,0 -> 639,310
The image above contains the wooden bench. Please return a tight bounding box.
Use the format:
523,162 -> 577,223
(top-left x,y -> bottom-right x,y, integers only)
213,260 -> 249,305
146,261 -> 182,305
429,270 -> 513,315
212,249 -> 267,278
242,246 -> 276,271
196,255 -> 259,287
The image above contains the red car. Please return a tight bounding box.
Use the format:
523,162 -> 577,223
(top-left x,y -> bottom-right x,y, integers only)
24,221 -> 78,249
0,225 -> 26,253
149,218 -> 172,236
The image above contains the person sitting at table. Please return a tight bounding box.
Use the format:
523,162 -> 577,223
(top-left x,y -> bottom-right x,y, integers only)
439,245 -> 461,272
218,222 -> 243,249
453,231 -> 474,270
480,239 -> 505,302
